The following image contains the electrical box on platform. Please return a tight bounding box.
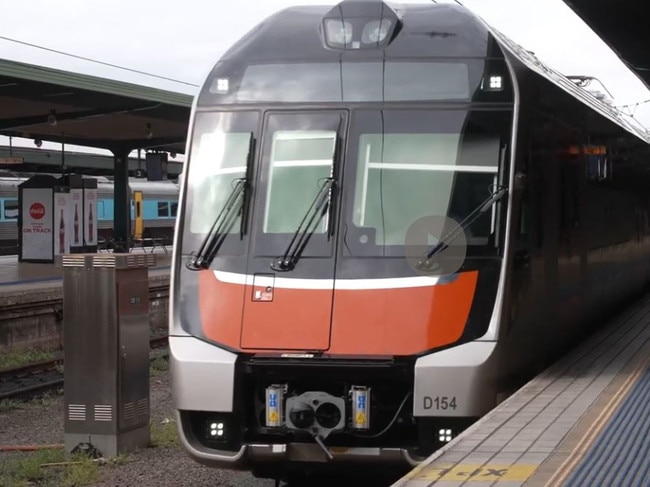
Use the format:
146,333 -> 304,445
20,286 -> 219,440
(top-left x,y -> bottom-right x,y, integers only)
59,253 -> 155,457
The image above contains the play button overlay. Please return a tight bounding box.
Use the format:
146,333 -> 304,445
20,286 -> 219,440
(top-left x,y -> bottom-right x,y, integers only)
404,215 -> 467,276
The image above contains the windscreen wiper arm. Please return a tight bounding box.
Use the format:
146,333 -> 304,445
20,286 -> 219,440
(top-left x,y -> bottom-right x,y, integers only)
186,178 -> 248,271
271,177 -> 335,272
417,186 -> 508,271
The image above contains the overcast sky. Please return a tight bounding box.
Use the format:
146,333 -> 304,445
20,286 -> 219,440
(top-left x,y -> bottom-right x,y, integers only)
1,0 -> 650,152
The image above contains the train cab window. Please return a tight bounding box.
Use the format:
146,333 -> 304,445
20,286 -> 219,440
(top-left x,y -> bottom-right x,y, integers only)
170,201 -> 178,217
263,130 -> 336,234
346,109 -> 509,256
157,201 -> 170,218
182,111 -> 259,257
188,129 -> 252,234
353,132 -> 461,246
3,199 -> 18,220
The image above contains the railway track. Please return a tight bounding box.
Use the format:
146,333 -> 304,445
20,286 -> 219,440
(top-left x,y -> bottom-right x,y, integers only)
0,282 -> 169,322
0,336 -> 169,401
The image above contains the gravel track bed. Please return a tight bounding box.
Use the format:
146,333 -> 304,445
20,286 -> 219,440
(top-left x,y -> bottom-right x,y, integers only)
0,367 -> 272,487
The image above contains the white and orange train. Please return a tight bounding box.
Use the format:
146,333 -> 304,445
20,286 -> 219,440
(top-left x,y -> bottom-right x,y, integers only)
169,1 -> 650,483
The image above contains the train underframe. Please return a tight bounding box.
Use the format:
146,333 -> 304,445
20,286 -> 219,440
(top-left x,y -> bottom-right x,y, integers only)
175,354 -> 480,479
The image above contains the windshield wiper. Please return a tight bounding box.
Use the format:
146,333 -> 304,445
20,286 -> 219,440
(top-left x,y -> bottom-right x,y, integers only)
186,178 -> 248,270
271,177 -> 335,272
417,186 -> 508,271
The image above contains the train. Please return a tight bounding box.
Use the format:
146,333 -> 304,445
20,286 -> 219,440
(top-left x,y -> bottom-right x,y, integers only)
169,1 -> 650,484
0,171 -> 179,254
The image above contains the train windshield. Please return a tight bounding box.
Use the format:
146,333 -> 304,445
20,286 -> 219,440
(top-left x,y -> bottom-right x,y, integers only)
342,108 -> 510,257
181,111 -> 257,253
180,108 -> 511,263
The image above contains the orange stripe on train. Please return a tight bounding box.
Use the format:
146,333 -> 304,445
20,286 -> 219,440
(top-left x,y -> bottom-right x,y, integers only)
198,271 -> 478,356
330,271 -> 478,355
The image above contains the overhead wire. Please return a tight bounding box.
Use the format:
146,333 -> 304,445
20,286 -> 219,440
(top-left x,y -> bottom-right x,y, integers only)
0,34 -> 199,88
614,98 -> 650,116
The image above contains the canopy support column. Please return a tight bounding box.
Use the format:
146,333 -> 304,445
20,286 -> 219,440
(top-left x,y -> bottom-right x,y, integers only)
112,149 -> 131,253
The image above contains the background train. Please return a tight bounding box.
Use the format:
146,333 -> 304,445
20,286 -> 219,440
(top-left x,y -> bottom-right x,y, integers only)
169,1 -> 650,483
0,171 -> 179,254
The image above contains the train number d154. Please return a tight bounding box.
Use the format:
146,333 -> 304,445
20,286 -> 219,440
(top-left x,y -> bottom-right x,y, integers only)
423,396 -> 458,411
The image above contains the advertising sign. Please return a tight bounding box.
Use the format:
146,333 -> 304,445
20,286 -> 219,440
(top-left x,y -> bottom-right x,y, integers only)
69,189 -> 83,249
84,188 -> 98,246
54,191 -> 70,255
21,188 -> 53,261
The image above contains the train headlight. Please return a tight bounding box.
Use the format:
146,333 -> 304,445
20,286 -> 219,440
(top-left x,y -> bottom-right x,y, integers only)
324,19 -> 353,48
210,422 -> 225,437
489,76 -> 502,89
438,428 -> 453,443
322,1 -> 401,50
482,75 -> 504,92
205,418 -> 228,442
361,19 -> 392,45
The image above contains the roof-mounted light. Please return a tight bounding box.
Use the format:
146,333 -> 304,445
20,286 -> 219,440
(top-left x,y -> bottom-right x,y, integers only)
322,0 -> 401,50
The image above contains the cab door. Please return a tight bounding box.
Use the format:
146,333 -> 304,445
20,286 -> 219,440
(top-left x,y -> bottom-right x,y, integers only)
240,111 -> 346,351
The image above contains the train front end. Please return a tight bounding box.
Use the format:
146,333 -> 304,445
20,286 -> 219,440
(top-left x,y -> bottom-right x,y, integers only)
170,1 -> 515,478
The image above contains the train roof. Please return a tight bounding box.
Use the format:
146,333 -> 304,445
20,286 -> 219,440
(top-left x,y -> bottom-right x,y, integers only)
217,3 -> 489,64
487,28 -> 650,144
0,174 -> 179,195
128,180 -> 179,194
204,0 -> 650,144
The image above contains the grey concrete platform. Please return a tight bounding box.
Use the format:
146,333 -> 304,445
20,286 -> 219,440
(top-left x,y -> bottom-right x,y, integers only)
393,293 -> 650,486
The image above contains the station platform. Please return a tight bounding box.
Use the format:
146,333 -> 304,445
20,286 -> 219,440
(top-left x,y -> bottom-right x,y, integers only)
0,248 -> 171,293
0,248 -> 172,351
394,293 -> 650,487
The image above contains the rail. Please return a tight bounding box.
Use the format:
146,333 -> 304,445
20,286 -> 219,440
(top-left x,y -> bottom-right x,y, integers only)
0,336 -> 169,401
0,281 -> 169,353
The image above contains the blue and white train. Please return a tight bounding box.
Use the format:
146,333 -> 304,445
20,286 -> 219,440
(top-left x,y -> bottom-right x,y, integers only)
0,172 -> 179,254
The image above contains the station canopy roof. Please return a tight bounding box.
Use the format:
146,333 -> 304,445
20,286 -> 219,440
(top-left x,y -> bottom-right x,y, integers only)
565,0 -> 650,90
0,58 -> 193,156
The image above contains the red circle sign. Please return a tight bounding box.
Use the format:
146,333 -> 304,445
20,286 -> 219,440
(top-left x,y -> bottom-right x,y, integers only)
29,202 -> 45,220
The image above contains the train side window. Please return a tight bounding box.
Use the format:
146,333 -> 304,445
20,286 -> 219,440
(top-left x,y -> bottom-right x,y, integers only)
582,145 -> 612,184
157,201 -> 169,218
170,201 -> 178,217
4,199 -> 18,220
